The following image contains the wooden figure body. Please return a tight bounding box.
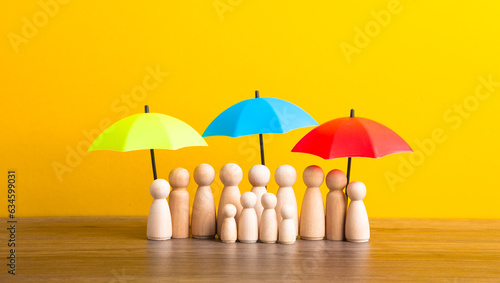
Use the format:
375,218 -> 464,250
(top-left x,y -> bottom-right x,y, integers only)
345,181 -> 370,243
259,193 -> 278,243
147,179 -> 172,240
191,164 -> 217,239
279,205 -> 296,244
220,204 -> 237,243
275,165 -> 299,237
326,169 -> 347,241
238,192 -> 258,243
168,168 -> 190,239
217,163 -> 243,237
249,165 -> 270,227
299,165 -> 325,240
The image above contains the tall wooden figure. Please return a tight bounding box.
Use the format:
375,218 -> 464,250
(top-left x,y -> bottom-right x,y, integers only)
275,165 -> 299,237
326,169 -> 347,241
249,164 -> 270,227
220,204 -> 237,243
259,193 -> 278,243
238,192 -> 258,243
168,168 -> 190,239
191,164 -> 217,239
345,181 -> 370,242
147,179 -> 172,240
299,165 -> 325,240
217,163 -> 243,237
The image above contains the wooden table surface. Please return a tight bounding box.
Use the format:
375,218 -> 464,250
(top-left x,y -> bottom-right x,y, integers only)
1,217 -> 499,282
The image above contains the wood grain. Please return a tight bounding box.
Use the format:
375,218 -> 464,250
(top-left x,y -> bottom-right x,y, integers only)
1,217 -> 499,282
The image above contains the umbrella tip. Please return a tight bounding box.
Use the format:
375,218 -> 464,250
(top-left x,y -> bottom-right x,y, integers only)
350,109 -> 354,117
145,105 -> 150,113
255,90 -> 259,98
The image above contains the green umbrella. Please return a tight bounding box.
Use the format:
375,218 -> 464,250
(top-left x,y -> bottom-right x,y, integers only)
89,105 -> 207,180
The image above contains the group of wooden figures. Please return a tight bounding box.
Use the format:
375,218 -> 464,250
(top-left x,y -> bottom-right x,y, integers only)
147,163 -> 370,244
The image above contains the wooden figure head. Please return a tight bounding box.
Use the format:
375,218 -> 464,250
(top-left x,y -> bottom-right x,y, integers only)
150,179 -> 170,199
240,192 -> 257,209
326,169 -> 347,191
220,163 -> 243,186
275,165 -> 297,187
281,204 -> 294,219
222,204 -> 237,218
194,163 -> 215,186
347,181 -> 366,201
261,193 -> 277,209
303,165 -> 324,188
248,164 -> 271,187
169,168 -> 190,188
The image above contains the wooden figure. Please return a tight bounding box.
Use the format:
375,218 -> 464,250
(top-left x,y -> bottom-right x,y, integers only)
168,168 -> 190,239
238,192 -> 258,243
345,181 -> 370,243
279,205 -> 296,244
191,164 -> 217,239
217,163 -> 243,237
326,169 -> 347,241
249,164 -> 270,227
299,165 -> 325,240
147,179 -> 172,240
259,193 -> 278,243
275,165 -> 299,237
220,204 -> 237,243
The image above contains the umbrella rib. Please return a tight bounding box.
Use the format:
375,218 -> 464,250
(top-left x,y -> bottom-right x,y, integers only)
159,115 -> 176,150
119,114 -> 144,151
260,99 -> 285,133
233,101 -> 250,137
356,120 -> 378,158
326,120 -> 345,159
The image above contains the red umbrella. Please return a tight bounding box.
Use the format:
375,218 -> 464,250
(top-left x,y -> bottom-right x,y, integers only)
292,109 -> 413,195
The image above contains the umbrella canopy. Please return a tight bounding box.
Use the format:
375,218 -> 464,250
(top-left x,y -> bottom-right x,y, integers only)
292,115 -> 412,159
292,109 -> 412,194
89,105 -> 207,179
203,91 -> 318,165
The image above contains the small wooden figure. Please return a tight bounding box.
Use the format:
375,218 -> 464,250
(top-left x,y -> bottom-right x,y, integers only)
326,169 -> 347,241
249,164 -> 270,227
191,164 -> 217,239
345,181 -> 370,243
217,163 -> 243,237
238,192 -> 258,243
275,165 -> 299,237
279,205 -> 296,245
220,204 -> 237,243
168,168 -> 190,239
259,193 -> 278,243
147,179 -> 172,240
299,165 -> 325,240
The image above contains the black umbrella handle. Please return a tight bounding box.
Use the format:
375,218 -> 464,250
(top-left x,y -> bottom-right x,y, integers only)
145,105 -> 158,180
255,91 -> 265,166
259,134 -> 265,166
346,157 -> 351,198
346,109 -> 355,199
150,149 -> 158,180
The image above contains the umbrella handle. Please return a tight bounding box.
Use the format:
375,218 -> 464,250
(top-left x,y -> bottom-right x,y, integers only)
255,91 -> 265,166
145,105 -> 158,180
346,157 -> 351,199
259,133 -> 265,166
346,109 -> 354,198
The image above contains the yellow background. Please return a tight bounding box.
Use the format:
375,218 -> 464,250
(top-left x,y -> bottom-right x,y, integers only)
2,0 -> 499,218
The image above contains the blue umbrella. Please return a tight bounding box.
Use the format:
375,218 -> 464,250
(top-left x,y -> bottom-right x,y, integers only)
203,91 -> 318,165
